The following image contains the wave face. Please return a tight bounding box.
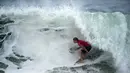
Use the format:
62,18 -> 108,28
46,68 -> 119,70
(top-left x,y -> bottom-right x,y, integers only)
0,7 -> 130,73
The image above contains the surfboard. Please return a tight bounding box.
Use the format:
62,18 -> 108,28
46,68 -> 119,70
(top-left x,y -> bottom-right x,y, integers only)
74,59 -> 89,66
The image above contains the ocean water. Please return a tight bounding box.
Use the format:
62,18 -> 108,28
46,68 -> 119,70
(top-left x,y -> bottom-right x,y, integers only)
0,0 -> 130,73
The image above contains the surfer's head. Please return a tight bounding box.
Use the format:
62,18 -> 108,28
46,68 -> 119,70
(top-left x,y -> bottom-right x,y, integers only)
73,37 -> 79,43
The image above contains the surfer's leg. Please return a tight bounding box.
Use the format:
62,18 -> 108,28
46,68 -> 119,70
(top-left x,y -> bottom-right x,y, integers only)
83,46 -> 91,58
78,50 -> 86,63
81,51 -> 89,61
82,53 -> 86,59
79,53 -> 85,63
78,50 -> 83,63
81,50 -> 88,58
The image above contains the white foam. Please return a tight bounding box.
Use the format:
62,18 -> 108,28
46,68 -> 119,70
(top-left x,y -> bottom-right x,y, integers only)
74,11 -> 129,73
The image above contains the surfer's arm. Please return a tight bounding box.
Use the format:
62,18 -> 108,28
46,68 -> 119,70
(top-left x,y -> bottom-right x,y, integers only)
80,45 -> 88,53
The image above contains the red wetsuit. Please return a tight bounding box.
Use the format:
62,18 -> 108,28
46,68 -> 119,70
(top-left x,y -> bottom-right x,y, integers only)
77,40 -> 91,52
77,40 -> 91,47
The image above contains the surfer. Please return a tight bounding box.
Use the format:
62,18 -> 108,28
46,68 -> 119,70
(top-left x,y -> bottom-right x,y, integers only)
73,37 -> 92,63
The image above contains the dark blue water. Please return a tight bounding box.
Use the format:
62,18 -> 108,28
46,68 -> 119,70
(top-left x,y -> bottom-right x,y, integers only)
0,0 -> 130,14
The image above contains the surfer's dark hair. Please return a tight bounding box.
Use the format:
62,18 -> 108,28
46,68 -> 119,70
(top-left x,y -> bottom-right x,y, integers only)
73,37 -> 79,41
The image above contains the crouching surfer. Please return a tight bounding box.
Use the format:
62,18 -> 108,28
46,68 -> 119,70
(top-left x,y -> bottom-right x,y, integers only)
73,37 -> 92,63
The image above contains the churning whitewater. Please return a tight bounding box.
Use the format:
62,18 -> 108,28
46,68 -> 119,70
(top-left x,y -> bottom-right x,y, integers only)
0,7 -> 130,73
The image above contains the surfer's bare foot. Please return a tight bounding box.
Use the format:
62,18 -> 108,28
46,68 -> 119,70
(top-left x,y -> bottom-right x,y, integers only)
78,59 -> 84,63
79,60 -> 84,63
